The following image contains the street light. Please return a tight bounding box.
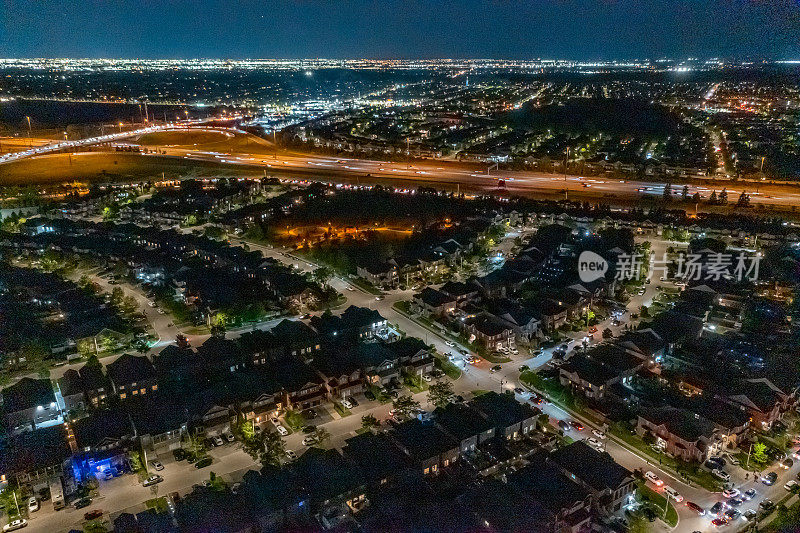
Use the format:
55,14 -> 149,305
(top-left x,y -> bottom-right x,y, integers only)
26,116 -> 32,148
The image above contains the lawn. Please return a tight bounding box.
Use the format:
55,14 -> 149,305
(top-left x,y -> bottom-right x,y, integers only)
284,410 -> 306,430
636,482 -> 679,527
145,497 -> 169,514
333,402 -> 352,417
483,352 -> 512,364
471,389 -> 490,397
434,355 -> 462,380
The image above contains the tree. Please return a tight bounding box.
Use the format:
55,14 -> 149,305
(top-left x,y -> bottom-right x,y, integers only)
311,266 -> 334,287
312,427 -> 331,446
736,191 -> 751,208
691,192 -> 701,203
640,305 -> 649,318
709,191 -> 718,204
719,188 -> 728,204
110,287 -> 125,307
392,394 -> 421,418
122,295 -> 138,315
662,183 -> 672,201
242,429 -> 286,467
752,442 -> 768,464
360,414 -> 381,432
682,185 -> 689,201
627,513 -> 651,533
427,380 -> 454,408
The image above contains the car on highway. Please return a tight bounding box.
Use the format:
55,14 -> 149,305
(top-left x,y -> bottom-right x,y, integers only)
2,519 -> 27,532
644,471 -> 663,487
664,486 -> 683,502
685,501 -> 705,515
84,509 -> 103,520
142,474 -> 163,487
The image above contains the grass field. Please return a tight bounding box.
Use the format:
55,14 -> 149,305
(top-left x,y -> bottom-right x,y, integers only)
0,152 -> 262,184
137,129 -> 275,155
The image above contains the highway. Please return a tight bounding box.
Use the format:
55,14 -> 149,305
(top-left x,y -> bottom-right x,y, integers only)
5,125 -> 800,211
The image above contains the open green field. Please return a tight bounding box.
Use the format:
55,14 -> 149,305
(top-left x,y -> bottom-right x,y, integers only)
137,129 -> 275,154
0,152 -> 261,185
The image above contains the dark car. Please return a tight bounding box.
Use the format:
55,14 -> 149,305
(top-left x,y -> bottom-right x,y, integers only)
346,396 -> 359,407
302,409 -> 318,420
759,499 -> 775,511
743,488 -> 757,500
727,497 -> 743,507
302,425 -> 316,434
762,471 -> 778,485
710,502 -> 724,516
569,421 -> 584,431
172,448 -> 187,461
364,390 -> 376,401
490,365 -> 502,373
84,509 -> 103,520
195,456 -> 213,469
74,497 -> 92,509
686,501 -> 705,515
725,509 -> 740,521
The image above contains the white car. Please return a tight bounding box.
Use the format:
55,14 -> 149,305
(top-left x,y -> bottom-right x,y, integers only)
445,341 -> 455,347
150,460 -> 164,471
586,438 -> 603,450
785,480 -> 798,491
341,399 -> 353,409
275,424 -> 289,436
302,436 -> 316,446
27,497 -> 39,513
3,519 -> 27,532
645,471 -> 663,487
722,488 -> 740,499
592,429 -> 606,439
213,436 -> 224,447
421,374 -> 433,382
712,469 -> 730,482
285,450 -> 297,460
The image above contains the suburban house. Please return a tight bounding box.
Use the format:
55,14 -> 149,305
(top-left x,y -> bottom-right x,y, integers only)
412,287 -> 456,317
469,391 -> 538,440
433,402 -> 495,454
2,377 -> 62,433
549,441 -> 635,515
463,313 -> 515,351
386,337 -> 435,378
559,344 -> 648,400
390,419 -> 460,476
636,406 -> 720,463
356,260 -> 398,288
342,432 -> 412,489
722,378 -> 795,430
105,354 -> 158,400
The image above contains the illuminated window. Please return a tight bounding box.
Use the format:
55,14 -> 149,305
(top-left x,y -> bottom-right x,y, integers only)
152,385 -> 158,391
132,390 -> 138,395
120,393 -> 126,399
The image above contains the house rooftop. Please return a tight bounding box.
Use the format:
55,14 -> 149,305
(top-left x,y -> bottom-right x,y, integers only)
433,402 -> 494,442
2,377 -> 55,413
391,418 -> 458,461
509,453 -> 590,515
342,432 -> 410,485
640,406 -> 717,442
414,287 -> 455,308
550,441 -> 632,493
469,391 -> 537,430
105,353 -> 156,385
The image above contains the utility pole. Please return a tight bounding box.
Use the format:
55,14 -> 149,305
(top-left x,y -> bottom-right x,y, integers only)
406,138 -> 410,170
144,101 -> 149,123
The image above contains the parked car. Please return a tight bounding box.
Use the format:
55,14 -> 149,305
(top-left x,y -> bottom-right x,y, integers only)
142,474 -> 163,487
711,517 -> 727,527
421,374 -> 433,383
302,425 -> 316,434
569,421 -> 584,431
225,432 -> 235,443
592,429 -> 606,439
341,399 -> 353,409
782,458 -> 794,470
644,471 -> 663,487
2,519 -> 27,532
74,497 -> 92,509
587,438 -> 603,450
724,509 -> 740,521
513,387 -> 524,395
213,435 -> 224,447
275,425 -> 289,436
743,509 -> 757,521
285,450 -> 297,461
84,510 -> 103,520
490,365 -> 502,373
364,390 -> 376,401
784,480 -> 798,491
743,488 -> 757,500
195,457 -> 213,469
712,469 -> 731,482
150,460 -> 164,471
346,396 -> 359,407
710,502 -> 724,516
759,499 -> 775,511
172,448 -> 187,461
302,437 -> 316,446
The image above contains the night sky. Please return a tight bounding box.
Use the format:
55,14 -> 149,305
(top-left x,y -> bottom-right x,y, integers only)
1,0 -> 799,60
